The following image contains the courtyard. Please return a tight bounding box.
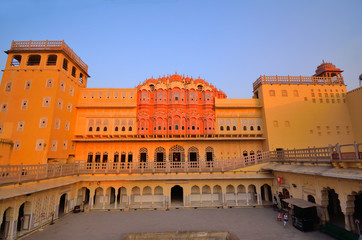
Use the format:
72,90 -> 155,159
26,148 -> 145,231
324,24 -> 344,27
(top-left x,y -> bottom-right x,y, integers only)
21,208 -> 333,240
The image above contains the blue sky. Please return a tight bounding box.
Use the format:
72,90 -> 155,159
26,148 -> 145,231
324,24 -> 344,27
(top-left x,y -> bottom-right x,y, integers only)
0,0 -> 361,98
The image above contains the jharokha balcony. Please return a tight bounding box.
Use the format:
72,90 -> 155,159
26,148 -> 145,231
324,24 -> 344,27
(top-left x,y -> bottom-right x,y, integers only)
0,143 -> 360,186
253,75 -> 344,91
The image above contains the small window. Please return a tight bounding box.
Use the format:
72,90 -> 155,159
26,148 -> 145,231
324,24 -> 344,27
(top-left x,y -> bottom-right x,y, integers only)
71,66 -> 76,77
169,126 -> 171,130
158,126 -> 161,130
175,125 -> 179,130
65,121 -> 70,131
46,79 -> 53,88
14,141 -> 21,150
103,127 -> 107,131
69,86 -> 74,96
57,99 -> 63,109
89,126 -> 93,132
122,126 -> 125,131
17,121 -> 24,131
43,97 -> 51,107
293,90 -> 299,97
46,55 -> 57,66
35,139 -> 45,151
257,126 -> 261,131
243,126 -> 247,131
67,103 -> 72,112
39,118 -> 47,128
1,103 -> 8,112
226,126 -> 230,131
115,126 -> 119,131
220,126 -> 224,131
269,90 -> 275,96
0,124 -> 3,133
11,55 -> 22,66
62,59 -> 68,70
129,126 -> 132,131
54,119 -> 60,129
25,80 -> 31,90
5,82 -> 12,92
233,126 -> 236,131
51,140 -> 57,151
281,90 -> 288,97
198,85 -> 203,91
21,100 -> 28,110
250,126 -> 254,131
96,127 -> 100,131
182,126 -> 185,130
27,55 -> 41,66
60,81 -> 65,91
63,140 -> 68,150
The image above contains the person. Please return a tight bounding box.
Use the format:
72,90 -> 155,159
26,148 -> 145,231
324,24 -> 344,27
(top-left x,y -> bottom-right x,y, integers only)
283,212 -> 288,227
277,211 -> 282,221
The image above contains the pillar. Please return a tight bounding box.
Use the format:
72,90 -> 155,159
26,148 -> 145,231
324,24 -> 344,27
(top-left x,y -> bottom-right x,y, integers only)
246,190 -> 249,205
114,191 -> 118,209
89,189 -> 95,209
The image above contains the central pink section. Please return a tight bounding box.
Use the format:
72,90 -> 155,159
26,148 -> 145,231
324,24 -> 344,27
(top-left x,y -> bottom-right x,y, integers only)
137,74 -> 226,135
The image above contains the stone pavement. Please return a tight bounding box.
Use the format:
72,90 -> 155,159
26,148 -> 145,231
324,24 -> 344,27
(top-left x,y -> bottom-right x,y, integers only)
22,208 -> 333,240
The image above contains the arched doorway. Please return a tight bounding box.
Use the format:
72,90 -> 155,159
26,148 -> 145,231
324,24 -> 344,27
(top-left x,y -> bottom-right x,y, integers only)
308,195 -> 316,203
171,185 -> 183,206
261,184 -> 272,203
327,189 -> 344,228
58,194 -> 67,217
16,202 -> 31,234
0,207 -> 13,239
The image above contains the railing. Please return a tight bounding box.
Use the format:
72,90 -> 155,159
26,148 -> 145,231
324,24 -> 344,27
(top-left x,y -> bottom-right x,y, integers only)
269,142 -> 362,163
253,75 -> 344,91
0,143 -> 360,185
0,154 -> 269,185
10,40 -> 88,72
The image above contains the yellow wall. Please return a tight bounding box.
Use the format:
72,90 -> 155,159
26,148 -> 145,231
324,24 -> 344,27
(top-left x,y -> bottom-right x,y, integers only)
346,87 -> 362,143
255,84 -> 355,150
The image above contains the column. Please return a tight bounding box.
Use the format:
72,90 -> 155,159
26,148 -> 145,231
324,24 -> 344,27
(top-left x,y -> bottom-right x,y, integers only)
89,189 -> 95,209
246,190 -> 249,205
102,193 -> 106,209
114,191 -> 118,209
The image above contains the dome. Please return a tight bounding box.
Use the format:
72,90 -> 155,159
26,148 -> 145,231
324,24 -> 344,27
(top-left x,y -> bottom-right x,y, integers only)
146,78 -> 158,84
169,73 -> 182,82
195,78 -> 206,84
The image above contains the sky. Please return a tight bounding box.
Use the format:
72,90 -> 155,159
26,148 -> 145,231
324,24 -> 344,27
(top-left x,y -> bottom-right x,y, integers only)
0,0 -> 361,99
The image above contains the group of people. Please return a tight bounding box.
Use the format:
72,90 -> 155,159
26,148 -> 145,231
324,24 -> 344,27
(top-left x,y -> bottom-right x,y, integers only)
277,211 -> 289,227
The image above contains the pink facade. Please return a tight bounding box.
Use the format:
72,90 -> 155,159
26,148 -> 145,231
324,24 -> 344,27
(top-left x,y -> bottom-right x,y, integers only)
137,74 -> 227,135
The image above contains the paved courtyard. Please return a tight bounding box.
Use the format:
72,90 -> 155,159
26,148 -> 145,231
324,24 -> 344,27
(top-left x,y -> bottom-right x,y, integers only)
22,208 -> 333,240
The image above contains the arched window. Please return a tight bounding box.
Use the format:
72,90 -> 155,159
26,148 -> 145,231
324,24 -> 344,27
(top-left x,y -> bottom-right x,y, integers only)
46,55 -> 57,66
243,126 -> 247,131
158,126 -> 161,130
250,126 -> 254,131
233,126 -> 236,131
11,55 -> 22,66
257,126 -> 261,131
87,152 -> 93,163
250,151 -> 255,155
122,126 -> 125,131
27,55 -> 41,66
129,126 -> 132,131
226,126 -> 230,131
175,125 -> 179,130
115,126 -> 119,131
89,127 -> 93,132
103,127 -> 107,131
192,126 -> 195,130
243,151 -> 248,156
220,126 -> 224,131
96,127 -> 100,131
114,152 -> 119,162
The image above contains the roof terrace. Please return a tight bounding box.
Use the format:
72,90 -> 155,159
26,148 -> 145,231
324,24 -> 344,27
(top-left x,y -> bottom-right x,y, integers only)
8,40 -> 88,73
253,75 -> 344,92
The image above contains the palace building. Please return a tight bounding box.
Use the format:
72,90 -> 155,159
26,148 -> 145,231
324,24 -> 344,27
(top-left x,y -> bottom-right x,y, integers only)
0,41 -> 361,239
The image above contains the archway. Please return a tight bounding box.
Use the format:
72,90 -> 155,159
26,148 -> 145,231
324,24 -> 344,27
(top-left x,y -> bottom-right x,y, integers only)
106,187 -> 116,208
93,187 -> 104,208
171,185 -> 183,206
248,184 -> 257,204
0,207 -> 13,239
261,184 -> 272,203
327,188 -> 344,228
308,195 -> 316,203
58,193 -> 67,217
77,187 -> 90,205
353,192 -> 362,234
16,202 -> 31,234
